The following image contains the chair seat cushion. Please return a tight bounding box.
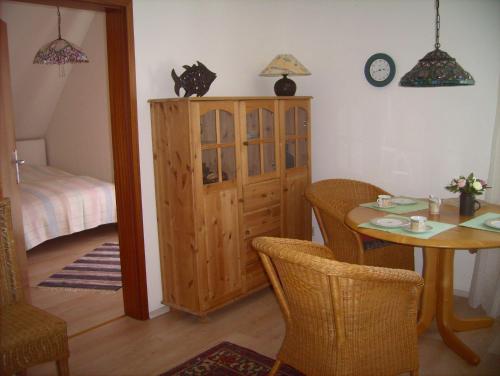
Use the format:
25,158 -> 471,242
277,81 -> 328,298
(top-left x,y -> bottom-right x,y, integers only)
360,234 -> 394,250
0,302 -> 68,373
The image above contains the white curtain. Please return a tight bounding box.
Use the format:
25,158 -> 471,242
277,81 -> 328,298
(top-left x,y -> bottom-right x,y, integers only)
469,79 -> 500,317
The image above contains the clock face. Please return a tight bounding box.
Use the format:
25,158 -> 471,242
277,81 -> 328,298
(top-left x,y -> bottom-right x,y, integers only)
370,59 -> 391,81
364,53 -> 396,87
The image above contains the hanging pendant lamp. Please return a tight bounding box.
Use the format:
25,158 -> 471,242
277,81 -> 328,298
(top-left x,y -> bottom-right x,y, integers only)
400,0 -> 474,87
33,7 -> 89,66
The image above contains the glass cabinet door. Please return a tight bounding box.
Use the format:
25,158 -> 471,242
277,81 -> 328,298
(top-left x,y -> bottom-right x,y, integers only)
284,106 -> 309,170
281,100 -> 312,241
242,102 -> 279,182
200,109 -> 236,185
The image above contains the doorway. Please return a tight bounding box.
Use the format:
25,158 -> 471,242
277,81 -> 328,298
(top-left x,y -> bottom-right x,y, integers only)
1,0 -> 148,320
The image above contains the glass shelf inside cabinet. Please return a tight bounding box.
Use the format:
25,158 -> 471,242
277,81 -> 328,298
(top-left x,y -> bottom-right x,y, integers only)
201,109 -> 236,185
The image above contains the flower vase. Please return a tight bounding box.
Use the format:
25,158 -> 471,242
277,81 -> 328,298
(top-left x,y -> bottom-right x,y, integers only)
459,192 -> 480,216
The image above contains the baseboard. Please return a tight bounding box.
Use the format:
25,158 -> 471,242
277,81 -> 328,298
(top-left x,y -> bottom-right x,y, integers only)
149,305 -> 170,319
454,289 -> 469,298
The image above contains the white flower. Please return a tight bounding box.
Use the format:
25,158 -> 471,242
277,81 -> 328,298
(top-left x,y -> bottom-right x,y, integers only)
472,181 -> 483,191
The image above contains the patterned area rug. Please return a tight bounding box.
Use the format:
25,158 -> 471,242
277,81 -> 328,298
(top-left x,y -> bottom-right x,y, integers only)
38,242 -> 122,292
160,341 -> 303,376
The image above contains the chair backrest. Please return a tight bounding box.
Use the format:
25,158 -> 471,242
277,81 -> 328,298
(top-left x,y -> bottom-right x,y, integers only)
252,236 -> 422,376
305,178 -> 388,264
0,198 -> 24,306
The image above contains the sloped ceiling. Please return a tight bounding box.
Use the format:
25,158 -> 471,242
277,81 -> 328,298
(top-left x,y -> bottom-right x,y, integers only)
0,1 -> 95,140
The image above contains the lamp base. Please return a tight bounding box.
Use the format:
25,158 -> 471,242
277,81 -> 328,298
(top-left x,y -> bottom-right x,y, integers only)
274,75 -> 296,96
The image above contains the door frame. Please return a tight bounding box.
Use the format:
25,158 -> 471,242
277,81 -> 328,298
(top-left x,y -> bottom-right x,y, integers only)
9,0 -> 149,319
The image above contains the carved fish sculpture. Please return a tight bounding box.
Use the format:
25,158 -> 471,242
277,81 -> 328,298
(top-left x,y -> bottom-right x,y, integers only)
171,61 -> 217,97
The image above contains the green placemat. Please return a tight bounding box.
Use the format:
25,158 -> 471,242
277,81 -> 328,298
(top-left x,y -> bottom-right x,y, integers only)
359,215 -> 456,239
360,200 -> 429,214
459,212 -> 500,233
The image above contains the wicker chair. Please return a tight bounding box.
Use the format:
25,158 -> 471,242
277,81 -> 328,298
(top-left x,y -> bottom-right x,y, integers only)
252,237 -> 423,376
305,179 -> 414,270
0,198 -> 70,376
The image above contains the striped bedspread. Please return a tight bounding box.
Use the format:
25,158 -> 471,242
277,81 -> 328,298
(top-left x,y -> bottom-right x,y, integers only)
20,164 -> 116,250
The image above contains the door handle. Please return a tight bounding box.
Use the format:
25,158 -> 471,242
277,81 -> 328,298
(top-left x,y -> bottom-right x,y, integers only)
243,141 -> 249,146
13,150 -> 25,184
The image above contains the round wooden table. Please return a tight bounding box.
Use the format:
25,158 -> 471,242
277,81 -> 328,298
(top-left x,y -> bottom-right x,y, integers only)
345,199 -> 500,365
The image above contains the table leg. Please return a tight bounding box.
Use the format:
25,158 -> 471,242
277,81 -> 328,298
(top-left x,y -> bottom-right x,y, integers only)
436,249 -> 481,365
417,247 -> 438,335
451,315 -> 495,332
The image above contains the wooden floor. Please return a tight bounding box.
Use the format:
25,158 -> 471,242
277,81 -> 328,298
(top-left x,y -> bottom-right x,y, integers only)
27,286 -> 500,376
27,224 -> 124,336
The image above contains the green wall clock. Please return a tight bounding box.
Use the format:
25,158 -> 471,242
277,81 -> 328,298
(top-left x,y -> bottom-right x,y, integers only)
364,53 -> 396,87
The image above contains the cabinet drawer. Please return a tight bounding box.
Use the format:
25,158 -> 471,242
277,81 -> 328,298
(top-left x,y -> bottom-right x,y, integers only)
245,227 -> 281,266
246,261 -> 269,291
243,205 -> 281,239
243,179 -> 281,212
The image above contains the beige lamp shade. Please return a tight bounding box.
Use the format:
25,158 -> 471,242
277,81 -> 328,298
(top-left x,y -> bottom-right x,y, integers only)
260,54 -> 311,77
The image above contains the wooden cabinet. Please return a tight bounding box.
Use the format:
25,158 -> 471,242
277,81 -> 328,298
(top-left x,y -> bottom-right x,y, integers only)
150,97 -> 311,316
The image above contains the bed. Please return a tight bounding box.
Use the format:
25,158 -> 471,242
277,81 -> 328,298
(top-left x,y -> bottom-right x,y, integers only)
17,139 -> 117,250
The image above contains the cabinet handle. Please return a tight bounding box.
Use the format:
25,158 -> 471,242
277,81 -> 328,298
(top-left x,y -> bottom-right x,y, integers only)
283,188 -> 289,192
243,141 -> 249,146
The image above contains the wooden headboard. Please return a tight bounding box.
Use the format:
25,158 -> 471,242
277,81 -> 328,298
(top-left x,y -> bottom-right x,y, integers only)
16,139 -> 47,166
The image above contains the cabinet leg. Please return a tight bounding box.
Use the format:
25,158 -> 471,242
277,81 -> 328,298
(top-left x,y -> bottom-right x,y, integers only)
269,360 -> 282,376
197,314 -> 210,323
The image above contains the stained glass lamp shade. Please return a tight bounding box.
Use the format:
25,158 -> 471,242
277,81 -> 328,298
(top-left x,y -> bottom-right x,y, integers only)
33,7 -> 89,66
400,0 -> 474,87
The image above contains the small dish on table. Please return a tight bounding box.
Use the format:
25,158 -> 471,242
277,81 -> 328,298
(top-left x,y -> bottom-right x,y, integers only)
370,217 -> 410,228
392,197 -> 417,205
403,224 -> 433,233
484,217 -> 500,230
369,203 -> 397,209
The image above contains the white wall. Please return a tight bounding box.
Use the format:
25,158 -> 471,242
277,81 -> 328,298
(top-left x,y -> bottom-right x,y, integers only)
133,0 -> 500,312
46,12 -> 113,182
0,1 -> 94,140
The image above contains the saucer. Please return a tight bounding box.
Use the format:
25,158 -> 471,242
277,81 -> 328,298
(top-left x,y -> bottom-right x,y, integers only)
371,203 -> 397,209
392,197 -> 417,205
403,224 -> 433,233
484,218 -> 500,230
370,217 -> 410,228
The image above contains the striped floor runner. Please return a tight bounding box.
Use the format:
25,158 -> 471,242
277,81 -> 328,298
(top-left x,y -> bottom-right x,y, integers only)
38,242 -> 122,292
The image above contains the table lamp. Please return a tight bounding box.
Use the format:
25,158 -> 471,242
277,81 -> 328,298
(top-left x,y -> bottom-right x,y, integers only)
260,54 -> 311,96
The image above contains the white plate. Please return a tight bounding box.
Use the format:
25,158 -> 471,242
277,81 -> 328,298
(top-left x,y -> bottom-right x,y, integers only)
392,197 -> 417,205
484,218 -> 500,230
403,224 -> 433,233
371,203 -> 397,209
370,217 -> 410,228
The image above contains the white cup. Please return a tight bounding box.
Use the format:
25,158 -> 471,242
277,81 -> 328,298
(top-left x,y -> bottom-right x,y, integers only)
410,216 -> 427,232
376,195 -> 392,208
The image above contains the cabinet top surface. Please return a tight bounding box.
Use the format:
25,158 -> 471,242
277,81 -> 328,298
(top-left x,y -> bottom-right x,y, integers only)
148,96 -> 313,103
